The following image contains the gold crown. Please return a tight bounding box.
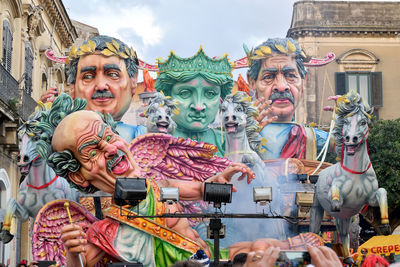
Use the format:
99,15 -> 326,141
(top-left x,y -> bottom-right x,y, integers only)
66,39 -> 138,64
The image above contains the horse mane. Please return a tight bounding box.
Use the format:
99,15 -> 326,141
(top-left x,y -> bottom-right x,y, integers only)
144,92 -> 179,117
18,102 -> 51,139
332,91 -> 373,155
223,91 -> 262,155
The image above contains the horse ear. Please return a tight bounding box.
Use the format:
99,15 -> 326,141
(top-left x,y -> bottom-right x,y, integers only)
68,171 -> 89,188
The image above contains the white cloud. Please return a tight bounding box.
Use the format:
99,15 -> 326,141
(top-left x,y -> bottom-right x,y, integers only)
68,3 -> 164,51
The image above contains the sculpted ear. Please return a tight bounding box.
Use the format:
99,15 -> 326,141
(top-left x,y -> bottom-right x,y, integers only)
70,83 -> 76,99
68,171 -> 89,188
247,72 -> 257,97
130,73 -> 138,95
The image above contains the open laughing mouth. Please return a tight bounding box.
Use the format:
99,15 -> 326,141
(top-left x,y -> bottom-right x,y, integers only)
225,122 -> 238,133
156,121 -> 169,133
345,144 -> 360,155
109,154 -> 130,175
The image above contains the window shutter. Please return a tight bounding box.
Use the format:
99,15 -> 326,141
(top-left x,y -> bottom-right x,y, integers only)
335,72 -> 346,95
2,20 -> 13,72
371,72 -> 382,107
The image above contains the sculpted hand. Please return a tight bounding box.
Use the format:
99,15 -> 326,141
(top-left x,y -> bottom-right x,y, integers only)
39,87 -> 58,103
254,97 -> 278,129
206,162 -> 255,192
60,223 -> 87,255
244,247 -> 281,267
323,95 -> 342,112
307,245 -> 342,267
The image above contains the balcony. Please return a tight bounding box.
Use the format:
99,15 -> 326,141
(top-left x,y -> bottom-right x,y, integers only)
0,63 -> 19,108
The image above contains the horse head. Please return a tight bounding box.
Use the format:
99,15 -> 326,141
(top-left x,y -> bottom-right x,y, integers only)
221,92 -> 249,135
333,91 -> 373,156
144,92 -> 178,134
17,102 -> 49,176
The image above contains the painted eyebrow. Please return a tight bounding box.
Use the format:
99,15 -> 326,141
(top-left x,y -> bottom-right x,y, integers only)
78,124 -> 107,153
282,67 -> 297,73
81,66 -> 97,73
103,64 -> 121,72
262,68 -> 278,73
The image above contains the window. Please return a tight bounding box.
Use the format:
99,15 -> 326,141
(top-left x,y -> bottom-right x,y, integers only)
24,42 -> 34,96
335,72 -> 382,107
2,20 -> 13,72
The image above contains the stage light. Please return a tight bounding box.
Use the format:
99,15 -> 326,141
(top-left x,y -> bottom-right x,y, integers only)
203,182 -> 232,208
160,187 -> 179,204
113,178 -> 147,207
297,173 -> 308,183
253,187 -> 272,206
309,175 -> 319,184
295,191 -> 314,216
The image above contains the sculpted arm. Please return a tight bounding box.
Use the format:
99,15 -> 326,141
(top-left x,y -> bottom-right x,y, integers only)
159,162 -> 255,200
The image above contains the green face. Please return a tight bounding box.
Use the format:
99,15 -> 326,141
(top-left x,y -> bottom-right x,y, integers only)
171,76 -> 221,132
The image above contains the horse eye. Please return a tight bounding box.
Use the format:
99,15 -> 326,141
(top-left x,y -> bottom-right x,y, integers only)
360,121 -> 367,126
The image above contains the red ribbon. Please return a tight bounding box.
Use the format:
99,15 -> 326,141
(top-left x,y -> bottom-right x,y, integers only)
340,127 -> 371,174
27,175 -> 59,190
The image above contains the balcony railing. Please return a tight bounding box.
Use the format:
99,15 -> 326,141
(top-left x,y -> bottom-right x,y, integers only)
0,64 -> 37,121
0,63 -> 19,104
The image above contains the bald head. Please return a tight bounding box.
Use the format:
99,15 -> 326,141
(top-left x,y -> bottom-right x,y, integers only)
52,110 -> 104,153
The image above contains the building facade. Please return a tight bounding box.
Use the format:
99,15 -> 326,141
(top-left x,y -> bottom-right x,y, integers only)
0,0 -> 76,265
287,1 -> 400,126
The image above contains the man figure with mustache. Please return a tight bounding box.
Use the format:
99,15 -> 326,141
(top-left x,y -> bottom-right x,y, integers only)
41,35 -> 145,142
35,94 -> 255,267
247,38 -> 332,160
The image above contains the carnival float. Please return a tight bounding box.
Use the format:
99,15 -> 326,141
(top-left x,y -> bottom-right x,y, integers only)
0,35 -> 396,267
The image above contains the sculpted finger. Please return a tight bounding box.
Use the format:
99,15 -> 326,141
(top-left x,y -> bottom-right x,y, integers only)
61,229 -> 86,243
64,238 -> 87,250
307,245 -> 324,266
259,115 -> 278,129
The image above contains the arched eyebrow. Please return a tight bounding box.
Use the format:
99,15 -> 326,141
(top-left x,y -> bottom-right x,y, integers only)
81,66 -> 97,73
78,124 -> 107,153
282,67 -> 297,73
104,64 -> 121,72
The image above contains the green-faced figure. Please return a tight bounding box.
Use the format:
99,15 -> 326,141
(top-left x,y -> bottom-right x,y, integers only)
155,47 -> 234,157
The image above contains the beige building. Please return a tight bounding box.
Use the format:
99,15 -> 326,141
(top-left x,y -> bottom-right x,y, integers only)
287,0 -> 400,127
0,0 -> 76,265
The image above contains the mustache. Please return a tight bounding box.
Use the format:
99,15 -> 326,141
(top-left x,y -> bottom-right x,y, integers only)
106,150 -> 126,172
269,91 -> 294,104
91,90 -> 114,99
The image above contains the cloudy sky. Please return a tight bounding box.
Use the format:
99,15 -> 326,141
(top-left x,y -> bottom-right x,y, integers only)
62,0 -> 297,79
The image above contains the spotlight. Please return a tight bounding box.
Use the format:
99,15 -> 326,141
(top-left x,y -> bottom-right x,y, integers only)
203,182 -> 232,208
253,187 -> 272,206
114,178 -> 147,207
309,175 -> 319,184
297,174 -> 308,183
160,187 -> 179,205
295,191 -> 314,216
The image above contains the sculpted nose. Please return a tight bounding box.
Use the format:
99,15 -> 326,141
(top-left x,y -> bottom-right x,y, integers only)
95,75 -> 109,90
274,75 -> 289,92
101,141 -> 117,158
190,102 -> 205,112
224,115 -> 236,122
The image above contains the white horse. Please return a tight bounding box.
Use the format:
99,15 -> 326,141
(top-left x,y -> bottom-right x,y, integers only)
1,104 -> 79,243
310,92 -> 390,264
219,91 -> 287,245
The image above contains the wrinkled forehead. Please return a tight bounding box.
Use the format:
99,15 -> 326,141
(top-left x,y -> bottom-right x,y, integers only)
261,54 -> 297,69
52,111 -> 105,151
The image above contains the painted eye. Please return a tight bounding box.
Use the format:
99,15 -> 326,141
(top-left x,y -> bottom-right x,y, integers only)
360,121 -> 367,126
178,90 -> 191,99
105,135 -> 112,141
205,90 -> 218,98
235,106 -> 243,112
89,150 -> 97,158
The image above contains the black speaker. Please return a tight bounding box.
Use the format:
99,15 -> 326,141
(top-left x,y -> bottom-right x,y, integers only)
113,177 -> 147,206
